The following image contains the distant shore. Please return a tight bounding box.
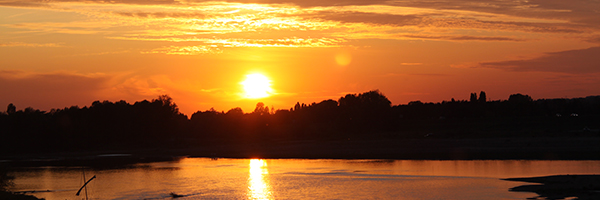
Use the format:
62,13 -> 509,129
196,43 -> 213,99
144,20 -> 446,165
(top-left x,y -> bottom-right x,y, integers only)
185,136 -> 600,160
3,136 -> 600,168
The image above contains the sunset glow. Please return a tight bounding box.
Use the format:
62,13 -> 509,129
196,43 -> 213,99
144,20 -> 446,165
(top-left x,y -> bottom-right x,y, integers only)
0,0 -> 599,114
241,74 -> 273,99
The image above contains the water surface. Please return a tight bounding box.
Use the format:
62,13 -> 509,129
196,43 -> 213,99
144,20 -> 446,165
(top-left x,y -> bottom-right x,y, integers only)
9,159 -> 600,200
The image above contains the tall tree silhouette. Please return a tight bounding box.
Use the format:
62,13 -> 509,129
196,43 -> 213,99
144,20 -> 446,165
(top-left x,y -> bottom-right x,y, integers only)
470,93 -> 478,103
479,91 -> 487,103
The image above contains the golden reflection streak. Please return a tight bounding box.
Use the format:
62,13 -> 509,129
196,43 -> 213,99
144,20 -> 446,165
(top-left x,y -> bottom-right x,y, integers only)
248,159 -> 272,200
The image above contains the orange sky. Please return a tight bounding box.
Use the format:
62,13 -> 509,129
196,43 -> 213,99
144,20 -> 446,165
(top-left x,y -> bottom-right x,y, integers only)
1,0 -> 599,115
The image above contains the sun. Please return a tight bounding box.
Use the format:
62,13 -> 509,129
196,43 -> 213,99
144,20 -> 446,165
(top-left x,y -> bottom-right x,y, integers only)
241,73 -> 273,99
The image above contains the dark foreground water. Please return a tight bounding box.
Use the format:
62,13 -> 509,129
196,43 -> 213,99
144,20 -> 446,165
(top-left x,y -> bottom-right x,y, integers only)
8,158 -> 600,200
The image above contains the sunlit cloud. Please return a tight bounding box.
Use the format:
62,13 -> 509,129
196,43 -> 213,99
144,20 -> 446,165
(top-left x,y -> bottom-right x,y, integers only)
142,37 -> 345,54
2,0 -> 595,56
142,45 -> 222,55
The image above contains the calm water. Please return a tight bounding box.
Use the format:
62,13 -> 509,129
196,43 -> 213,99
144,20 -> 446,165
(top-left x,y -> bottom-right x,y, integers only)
8,158 -> 600,200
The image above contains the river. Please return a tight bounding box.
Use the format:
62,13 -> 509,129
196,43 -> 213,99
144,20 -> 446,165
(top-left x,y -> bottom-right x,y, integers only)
8,158 -> 600,199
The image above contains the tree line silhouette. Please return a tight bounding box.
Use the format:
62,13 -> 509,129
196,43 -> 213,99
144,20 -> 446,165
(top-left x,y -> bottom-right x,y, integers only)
1,90 -> 599,155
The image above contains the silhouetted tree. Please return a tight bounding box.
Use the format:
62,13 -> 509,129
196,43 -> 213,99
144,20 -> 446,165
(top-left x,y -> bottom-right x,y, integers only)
339,90 -> 391,109
253,102 -> 269,115
293,102 -> 301,111
337,90 -> 392,135
4,90 -> 600,156
509,93 -> 533,103
226,107 -> 244,116
23,107 -> 36,114
338,94 -> 360,107
154,94 -> 179,115
6,103 -> 15,114
479,91 -> 487,103
470,93 -> 478,103
506,93 -> 534,116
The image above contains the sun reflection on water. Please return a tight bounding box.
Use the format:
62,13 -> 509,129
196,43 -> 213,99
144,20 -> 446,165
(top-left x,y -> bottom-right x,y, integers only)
248,159 -> 273,200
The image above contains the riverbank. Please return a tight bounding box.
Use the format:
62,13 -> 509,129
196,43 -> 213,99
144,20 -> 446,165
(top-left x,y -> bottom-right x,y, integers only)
188,136 -> 600,160
0,191 -> 43,200
504,175 -> 600,199
2,136 -> 600,168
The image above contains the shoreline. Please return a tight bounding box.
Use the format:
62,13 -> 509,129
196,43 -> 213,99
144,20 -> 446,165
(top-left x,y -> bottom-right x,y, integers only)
2,136 -> 600,168
504,175 -> 600,199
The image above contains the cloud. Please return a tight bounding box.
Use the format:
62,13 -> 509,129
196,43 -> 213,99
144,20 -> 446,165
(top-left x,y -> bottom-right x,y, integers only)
1,0 -> 597,54
0,0 -> 179,7
314,11 -> 421,26
3,0 -> 598,30
0,0 -> 388,7
142,45 -> 223,55
526,0 -> 600,27
5,22 -> 106,35
586,36 -> 600,44
140,37 -> 345,54
0,42 -> 64,47
114,12 -> 208,19
0,1 -> 48,8
478,46 -> 600,74
390,0 -> 600,29
399,34 -> 526,42
223,0 -> 389,7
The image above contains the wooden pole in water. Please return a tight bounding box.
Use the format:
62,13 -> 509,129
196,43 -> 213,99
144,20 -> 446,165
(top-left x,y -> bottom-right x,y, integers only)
76,172 -> 96,199
83,169 -> 87,200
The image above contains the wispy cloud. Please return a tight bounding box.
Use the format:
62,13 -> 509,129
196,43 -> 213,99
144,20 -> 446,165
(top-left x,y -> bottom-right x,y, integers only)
1,0 -> 597,55
4,22 -> 108,35
399,34 -> 526,42
478,46 -> 600,74
142,45 -> 222,55
0,42 -> 64,47
141,37 -> 345,54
